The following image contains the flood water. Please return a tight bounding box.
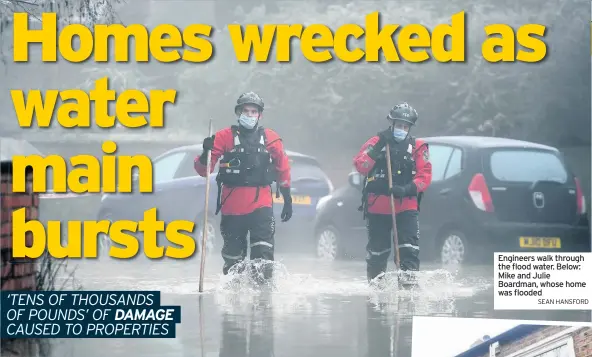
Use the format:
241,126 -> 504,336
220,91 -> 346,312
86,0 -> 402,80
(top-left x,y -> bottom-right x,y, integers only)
51,254 -> 590,357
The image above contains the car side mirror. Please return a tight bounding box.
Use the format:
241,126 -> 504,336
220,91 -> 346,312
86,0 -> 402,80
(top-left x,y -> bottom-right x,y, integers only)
348,172 -> 362,188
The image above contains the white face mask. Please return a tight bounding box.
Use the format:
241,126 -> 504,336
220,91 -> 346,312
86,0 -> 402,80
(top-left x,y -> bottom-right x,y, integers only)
238,114 -> 258,129
393,128 -> 408,142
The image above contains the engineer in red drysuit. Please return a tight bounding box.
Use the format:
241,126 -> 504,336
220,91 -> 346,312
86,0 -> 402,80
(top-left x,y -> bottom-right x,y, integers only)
194,92 -> 292,280
353,102 -> 432,285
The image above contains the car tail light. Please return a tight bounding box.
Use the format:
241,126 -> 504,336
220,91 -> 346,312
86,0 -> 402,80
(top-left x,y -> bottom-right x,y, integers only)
468,173 -> 494,212
574,177 -> 586,215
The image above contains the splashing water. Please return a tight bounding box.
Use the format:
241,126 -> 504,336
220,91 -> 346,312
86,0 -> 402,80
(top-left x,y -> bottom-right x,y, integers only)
213,259 -> 491,316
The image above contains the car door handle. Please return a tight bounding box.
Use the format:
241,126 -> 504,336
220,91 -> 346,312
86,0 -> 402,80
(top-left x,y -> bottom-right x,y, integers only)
439,188 -> 452,195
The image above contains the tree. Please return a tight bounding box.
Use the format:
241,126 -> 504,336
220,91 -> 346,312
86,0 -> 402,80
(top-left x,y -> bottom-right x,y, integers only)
0,0 -> 124,134
1,0 -> 122,61
176,0 -> 590,153
0,0 -> 121,31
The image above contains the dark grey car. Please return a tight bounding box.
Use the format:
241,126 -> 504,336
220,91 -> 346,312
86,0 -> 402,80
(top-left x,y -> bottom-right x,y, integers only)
313,136 -> 590,265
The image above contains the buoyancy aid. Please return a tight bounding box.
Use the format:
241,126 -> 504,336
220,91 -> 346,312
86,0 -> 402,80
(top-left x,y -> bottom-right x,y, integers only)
358,137 -> 422,218
215,125 -> 279,214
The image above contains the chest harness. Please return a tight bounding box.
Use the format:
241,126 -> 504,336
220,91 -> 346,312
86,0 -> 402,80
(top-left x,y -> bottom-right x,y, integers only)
358,137 -> 423,219
215,125 -> 279,215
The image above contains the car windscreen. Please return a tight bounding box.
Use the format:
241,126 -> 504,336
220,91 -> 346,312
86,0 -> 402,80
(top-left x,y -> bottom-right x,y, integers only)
489,149 -> 568,184
172,149 -> 221,179
291,159 -> 331,186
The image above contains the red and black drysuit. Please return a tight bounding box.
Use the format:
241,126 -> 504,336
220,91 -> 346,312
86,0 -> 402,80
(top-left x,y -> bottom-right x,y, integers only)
195,125 -> 291,277
353,135 -> 432,281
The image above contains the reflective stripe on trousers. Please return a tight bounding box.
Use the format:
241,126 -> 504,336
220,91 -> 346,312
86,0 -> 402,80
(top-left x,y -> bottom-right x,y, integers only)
367,248 -> 391,256
398,243 -> 419,250
250,241 -> 273,248
222,253 -> 244,261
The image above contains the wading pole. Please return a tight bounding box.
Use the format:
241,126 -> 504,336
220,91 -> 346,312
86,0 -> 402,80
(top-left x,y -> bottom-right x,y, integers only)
198,119 -> 214,293
384,143 -> 401,271
198,295 -> 205,357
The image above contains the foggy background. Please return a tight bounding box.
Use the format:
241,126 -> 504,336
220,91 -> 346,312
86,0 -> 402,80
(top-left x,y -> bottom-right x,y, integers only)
0,1 -> 591,356
0,0 -> 590,192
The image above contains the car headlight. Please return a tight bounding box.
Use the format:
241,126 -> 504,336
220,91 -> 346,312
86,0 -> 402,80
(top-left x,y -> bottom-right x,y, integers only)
316,195 -> 332,212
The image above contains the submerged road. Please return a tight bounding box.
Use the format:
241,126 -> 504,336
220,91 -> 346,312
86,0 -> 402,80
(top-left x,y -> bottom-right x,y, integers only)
51,254 -> 590,357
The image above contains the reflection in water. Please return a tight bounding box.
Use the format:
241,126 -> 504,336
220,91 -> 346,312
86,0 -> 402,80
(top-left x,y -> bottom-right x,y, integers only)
367,302 -> 398,357
365,299 -> 414,357
48,260 -> 591,357
219,293 -> 274,357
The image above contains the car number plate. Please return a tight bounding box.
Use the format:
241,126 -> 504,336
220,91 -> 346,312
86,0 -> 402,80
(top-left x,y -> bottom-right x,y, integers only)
273,195 -> 312,205
519,237 -> 561,249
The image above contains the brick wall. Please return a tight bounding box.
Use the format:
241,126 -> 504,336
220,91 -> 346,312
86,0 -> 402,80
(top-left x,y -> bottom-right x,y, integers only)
574,328 -> 592,357
473,325 -> 592,357
0,161 -> 38,291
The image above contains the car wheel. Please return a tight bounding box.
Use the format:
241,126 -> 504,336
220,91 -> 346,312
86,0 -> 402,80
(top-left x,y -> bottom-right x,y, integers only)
196,214 -> 218,256
439,230 -> 468,266
316,225 -> 341,261
97,212 -> 113,259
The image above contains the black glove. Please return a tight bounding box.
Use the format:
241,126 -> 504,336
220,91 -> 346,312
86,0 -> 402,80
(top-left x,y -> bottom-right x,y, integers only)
368,128 -> 392,160
279,186 -> 293,222
199,135 -> 215,165
390,182 -> 418,198
202,135 -> 215,151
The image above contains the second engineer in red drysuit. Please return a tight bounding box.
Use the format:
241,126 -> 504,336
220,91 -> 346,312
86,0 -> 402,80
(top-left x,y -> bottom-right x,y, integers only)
353,102 -> 432,286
